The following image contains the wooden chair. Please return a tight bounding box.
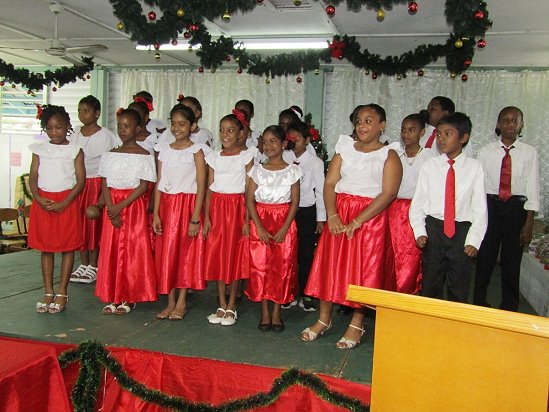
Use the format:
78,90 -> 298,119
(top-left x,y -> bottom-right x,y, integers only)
0,208 -> 27,253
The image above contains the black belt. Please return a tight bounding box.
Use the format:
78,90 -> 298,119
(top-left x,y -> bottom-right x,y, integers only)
487,194 -> 527,202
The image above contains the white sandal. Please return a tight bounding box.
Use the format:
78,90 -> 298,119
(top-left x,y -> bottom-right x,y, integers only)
301,319 -> 332,342
48,294 -> 68,314
102,303 -> 118,315
79,266 -> 97,284
220,309 -> 237,326
36,293 -> 55,314
70,265 -> 88,283
115,302 -> 135,315
207,307 -> 226,324
336,324 -> 365,349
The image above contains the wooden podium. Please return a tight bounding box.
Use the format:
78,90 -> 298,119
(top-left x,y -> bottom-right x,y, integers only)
347,286 -> 549,411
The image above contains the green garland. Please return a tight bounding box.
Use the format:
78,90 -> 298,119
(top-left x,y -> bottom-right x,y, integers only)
109,0 -> 491,77
0,57 -> 94,91
19,173 -> 33,201
58,340 -> 370,412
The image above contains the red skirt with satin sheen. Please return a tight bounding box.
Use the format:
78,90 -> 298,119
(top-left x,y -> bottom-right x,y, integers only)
244,203 -> 298,304
155,192 -> 206,293
204,192 -> 248,283
78,177 -> 103,251
95,189 -> 157,303
304,193 -> 395,308
388,198 -> 422,294
28,189 -> 82,253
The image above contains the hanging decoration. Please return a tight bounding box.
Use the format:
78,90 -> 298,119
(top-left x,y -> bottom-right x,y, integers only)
109,0 -> 491,78
0,57 -> 94,91
58,340 -> 370,412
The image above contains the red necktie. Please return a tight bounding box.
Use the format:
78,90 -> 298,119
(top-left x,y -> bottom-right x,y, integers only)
498,146 -> 513,201
425,128 -> 437,149
444,159 -> 456,238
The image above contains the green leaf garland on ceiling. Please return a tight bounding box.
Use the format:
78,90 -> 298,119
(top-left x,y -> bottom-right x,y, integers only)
111,0 -> 491,78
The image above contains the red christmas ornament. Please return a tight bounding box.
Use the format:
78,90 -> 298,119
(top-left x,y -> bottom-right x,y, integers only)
11,83 -> 16,88
326,5 -> 336,16
296,76 -> 303,83
474,10 -> 485,20
408,2 -> 418,14
86,74 -> 91,79
52,86 -> 58,92
461,74 -> 468,82
464,59 -> 472,67
225,56 -> 231,62
27,89 -> 32,94
417,69 -> 424,76
148,11 -> 156,21
154,42 -> 161,50
198,66 -> 204,73
0,81 -> 4,86
171,39 -> 178,46
372,72 -> 378,80
183,31 -> 191,39
256,0 -> 264,3
477,38 -> 487,48
189,23 -> 199,32
237,67 -> 243,74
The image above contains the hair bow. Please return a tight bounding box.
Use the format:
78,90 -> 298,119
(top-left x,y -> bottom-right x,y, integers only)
309,127 -> 320,142
231,109 -> 249,128
177,94 -> 185,103
35,104 -> 43,120
133,96 -> 154,112
286,134 -> 297,142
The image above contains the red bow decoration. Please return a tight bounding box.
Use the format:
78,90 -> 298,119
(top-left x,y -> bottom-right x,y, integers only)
35,104 -> 43,120
286,134 -> 297,142
231,109 -> 249,128
309,127 -> 320,142
133,96 -> 154,112
115,107 -> 125,117
329,40 -> 345,59
177,94 -> 185,102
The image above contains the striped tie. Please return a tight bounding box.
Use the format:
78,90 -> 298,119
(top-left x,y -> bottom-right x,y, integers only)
498,146 -> 513,201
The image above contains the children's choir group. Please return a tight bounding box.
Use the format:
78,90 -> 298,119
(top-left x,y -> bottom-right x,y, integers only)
27,91 -> 539,349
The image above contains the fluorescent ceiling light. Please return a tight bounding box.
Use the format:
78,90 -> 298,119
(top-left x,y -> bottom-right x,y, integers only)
136,38 -> 329,51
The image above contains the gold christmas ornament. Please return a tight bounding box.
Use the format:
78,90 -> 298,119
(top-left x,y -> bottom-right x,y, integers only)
294,0 -> 302,5
454,39 -> 463,48
116,22 -> 125,30
265,78 -> 271,84
222,9 -> 231,21
376,9 -> 385,22
314,69 -> 320,75
154,52 -> 161,60
177,8 -> 185,17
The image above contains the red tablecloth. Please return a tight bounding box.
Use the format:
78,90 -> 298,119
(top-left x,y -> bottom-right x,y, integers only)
0,339 -> 70,412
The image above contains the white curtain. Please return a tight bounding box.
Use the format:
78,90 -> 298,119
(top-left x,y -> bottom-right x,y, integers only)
324,68 -> 549,216
120,69 -> 305,144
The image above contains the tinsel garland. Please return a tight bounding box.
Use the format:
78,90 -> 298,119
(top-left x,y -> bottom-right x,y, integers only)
109,0 -> 491,77
58,340 -> 370,412
0,57 -> 94,91
20,173 -> 33,201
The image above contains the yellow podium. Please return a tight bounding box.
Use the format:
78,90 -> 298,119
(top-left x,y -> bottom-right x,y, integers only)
347,286 -> 549,411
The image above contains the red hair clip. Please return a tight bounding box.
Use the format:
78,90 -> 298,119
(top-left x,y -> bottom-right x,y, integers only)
133,96 -> 154,112
177,94 -> 185,102
309,127 -> 320,142
231,109 -> 249,128
286,134 -> 297,142
35,104 -> 43,120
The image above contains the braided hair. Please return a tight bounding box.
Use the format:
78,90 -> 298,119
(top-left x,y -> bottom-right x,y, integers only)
39,104 -> 72,132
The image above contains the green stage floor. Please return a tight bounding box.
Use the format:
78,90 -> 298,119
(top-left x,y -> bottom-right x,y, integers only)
0,249 -> 538,386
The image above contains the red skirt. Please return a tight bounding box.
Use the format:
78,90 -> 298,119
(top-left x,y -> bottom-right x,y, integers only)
388,198 -> 422,294
304,193 -> 395,308
95,189 -> 157,303
78,177 -> 103,251
154,192 -> 206,293
204,193 -> 247,283
244,203 -> 298,304
28,189 -> 82,253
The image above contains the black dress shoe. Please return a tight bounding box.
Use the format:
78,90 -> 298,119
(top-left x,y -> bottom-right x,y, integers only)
258,321 -> 271,332
271,320 -> 285,332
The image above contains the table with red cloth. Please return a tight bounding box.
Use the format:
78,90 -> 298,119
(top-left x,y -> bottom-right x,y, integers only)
0,339 -> 71,412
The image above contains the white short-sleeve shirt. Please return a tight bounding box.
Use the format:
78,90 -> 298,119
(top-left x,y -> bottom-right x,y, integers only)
206,147 -> 258,194
29,141 -> 80,192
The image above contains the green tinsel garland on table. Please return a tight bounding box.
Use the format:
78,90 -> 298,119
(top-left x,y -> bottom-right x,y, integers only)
58,340 -> 370,412
20,173 -> 33,202
109,0 -> 491,77
0,57 -> 94,91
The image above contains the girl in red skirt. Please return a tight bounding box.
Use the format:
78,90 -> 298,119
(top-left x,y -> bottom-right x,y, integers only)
203,110 -> 257,326
390,113 -> 436,294
245,125 -> 302,332
29,105 -> 85,314
152,104 -> 209,321
302,104 -> 402,348
69,95 -> 118,284
96,109 -> 157,315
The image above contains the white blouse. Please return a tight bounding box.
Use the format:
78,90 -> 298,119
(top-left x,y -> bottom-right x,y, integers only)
70,127 -> 118,177
29,141 -> 80,192
99,152 -> 156,189
334,134 -> 400,198
248,164 -> 303,204
154,142 -> 211,194
246,130 -> 262,149
206,147 -> 258,194
136,133 -> 158,154
397,146 -> 437,199
157,128 -> 214,147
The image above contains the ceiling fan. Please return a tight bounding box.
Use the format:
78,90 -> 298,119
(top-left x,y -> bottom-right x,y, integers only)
0,2 -> 108,66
